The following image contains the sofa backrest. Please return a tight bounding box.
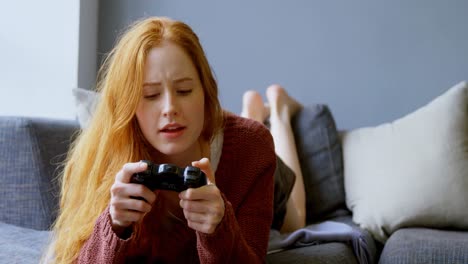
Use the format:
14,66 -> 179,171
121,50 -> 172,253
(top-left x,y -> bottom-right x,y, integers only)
0,116 -> 79,230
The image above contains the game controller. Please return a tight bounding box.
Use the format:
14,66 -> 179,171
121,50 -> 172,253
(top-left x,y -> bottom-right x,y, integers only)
130,160 -> 207,193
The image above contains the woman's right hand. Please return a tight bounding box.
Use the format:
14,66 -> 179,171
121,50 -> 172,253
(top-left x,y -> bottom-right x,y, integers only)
109,161 -> 156,235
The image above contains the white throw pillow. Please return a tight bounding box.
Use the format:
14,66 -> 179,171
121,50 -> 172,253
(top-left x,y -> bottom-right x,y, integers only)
342,81 -> 468,243
72,87 -> 100,128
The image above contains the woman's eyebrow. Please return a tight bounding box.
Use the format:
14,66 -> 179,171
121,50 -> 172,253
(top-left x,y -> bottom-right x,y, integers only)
174,77 -> 193,84
143,77 -> 193,87
143,81 -> 161,87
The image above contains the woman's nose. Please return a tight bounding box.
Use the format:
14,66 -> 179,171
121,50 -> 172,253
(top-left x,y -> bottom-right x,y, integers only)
161,93 -> 178,117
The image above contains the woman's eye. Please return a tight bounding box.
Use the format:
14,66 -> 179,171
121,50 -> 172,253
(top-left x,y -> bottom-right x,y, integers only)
144,93 -> 160,99
178,89 -> 192,95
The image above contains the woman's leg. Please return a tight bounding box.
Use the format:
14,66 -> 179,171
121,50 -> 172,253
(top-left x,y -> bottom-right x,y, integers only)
241,85 -> 306,233
265,85 -> 306,232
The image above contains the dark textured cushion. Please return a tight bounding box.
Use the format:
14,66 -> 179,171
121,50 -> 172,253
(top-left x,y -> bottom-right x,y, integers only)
0,116 -> 78,230
379,228 -> 468,264
291,105 -> 348,223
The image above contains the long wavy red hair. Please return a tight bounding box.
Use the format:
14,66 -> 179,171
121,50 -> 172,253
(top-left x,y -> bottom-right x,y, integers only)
48,17 -> 224,264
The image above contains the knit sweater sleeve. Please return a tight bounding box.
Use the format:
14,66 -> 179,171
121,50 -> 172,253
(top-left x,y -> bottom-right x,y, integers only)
196,115 -> 276,263
76,207 -> 132,264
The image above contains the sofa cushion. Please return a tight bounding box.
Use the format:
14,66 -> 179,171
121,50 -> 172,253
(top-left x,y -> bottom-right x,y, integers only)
266,242 -> 358,264
0,222 -> 51,263
268,215 -> 378,264
379,228 -> 468,264
292,104 -> 349,223
342,81 -> 468,242
0,116 -> 78,230
332,215 -> 382,264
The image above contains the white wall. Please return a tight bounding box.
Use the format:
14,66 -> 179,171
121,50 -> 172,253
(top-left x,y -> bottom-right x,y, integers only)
0,1 -> 80,119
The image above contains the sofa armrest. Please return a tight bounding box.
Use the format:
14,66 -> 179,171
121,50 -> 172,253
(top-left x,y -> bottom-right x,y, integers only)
0,116 -> 79,230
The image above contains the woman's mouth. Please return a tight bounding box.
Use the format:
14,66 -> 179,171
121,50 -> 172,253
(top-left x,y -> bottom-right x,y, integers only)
160,125 -> 186,139
161,127 -> 184,132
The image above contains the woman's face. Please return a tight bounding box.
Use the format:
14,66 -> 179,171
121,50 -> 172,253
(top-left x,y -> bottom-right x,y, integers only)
136,42 -> 205,164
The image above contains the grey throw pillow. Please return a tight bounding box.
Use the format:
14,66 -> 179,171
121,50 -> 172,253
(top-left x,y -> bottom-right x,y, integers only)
292,105 -> 348,224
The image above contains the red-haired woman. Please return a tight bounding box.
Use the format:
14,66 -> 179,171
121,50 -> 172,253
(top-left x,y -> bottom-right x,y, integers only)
47,17 -> 276,263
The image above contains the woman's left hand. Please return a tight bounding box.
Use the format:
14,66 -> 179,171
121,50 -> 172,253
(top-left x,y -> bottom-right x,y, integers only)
179,157 -> 225,234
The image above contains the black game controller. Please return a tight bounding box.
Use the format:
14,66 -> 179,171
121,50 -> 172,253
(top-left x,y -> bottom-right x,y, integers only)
130,160 -> 207,193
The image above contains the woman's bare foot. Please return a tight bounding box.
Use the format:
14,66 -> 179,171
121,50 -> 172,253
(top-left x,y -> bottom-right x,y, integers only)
266,84 -> 302,122
241,90 -> 269,123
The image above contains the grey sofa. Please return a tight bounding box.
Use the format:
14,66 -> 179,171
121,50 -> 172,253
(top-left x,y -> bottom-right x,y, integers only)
1,115 -> 468,264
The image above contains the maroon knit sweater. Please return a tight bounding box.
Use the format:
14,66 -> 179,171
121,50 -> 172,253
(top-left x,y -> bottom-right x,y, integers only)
76,113 -> 276,263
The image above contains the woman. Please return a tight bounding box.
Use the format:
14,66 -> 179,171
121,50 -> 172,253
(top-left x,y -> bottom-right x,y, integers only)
48,17 -> 276,263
